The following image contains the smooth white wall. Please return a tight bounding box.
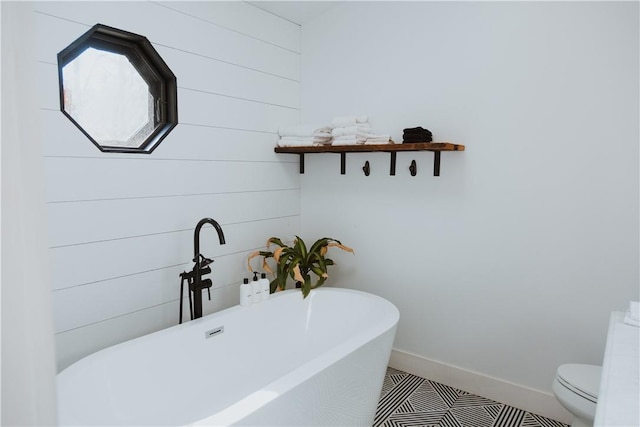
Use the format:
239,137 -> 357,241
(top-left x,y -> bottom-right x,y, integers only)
1,2 -> 57,424
35,1 -> 301,371
300,0 -> 639,395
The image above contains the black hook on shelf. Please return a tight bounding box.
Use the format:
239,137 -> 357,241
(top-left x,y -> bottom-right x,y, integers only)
362,161 -> 370,176
409,160 -> 417,176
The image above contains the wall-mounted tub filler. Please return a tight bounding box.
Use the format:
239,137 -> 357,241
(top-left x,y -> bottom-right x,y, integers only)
179,218 -> 226,323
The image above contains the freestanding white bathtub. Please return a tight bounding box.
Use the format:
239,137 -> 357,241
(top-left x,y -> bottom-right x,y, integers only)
57,287 -> 399,426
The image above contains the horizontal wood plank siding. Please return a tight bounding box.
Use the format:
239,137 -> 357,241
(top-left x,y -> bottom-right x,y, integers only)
34,1 -> 301,371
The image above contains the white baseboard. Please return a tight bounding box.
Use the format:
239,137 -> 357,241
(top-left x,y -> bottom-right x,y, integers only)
388,348 -> 573,425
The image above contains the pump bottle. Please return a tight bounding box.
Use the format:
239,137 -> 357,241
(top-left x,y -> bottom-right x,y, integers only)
240,278 -> 252,306
251,272 -> 262,303
259,273 -> 270,301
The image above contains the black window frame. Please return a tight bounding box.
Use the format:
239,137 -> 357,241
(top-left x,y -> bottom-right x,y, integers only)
57,24 -> 178,154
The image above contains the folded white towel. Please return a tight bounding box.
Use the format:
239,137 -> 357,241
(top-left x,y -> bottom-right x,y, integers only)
367,134 -> 391,140
358,131 -> 375,138
333,134 -> 363,141
364,135 -> 392,145
277,137 -> 320,147
278,125 -> 330,137
280,135 -> 331,145
331,115 -> 369,128
331,137 -> 360,146
624,301 -> 639,327
332,131 -> 372,142
277,142 -> 320,147
331,125 -> 372,137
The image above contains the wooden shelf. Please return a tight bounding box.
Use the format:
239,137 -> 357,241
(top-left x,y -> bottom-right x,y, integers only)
274,142 -> 464,154
274,142 -> 465,176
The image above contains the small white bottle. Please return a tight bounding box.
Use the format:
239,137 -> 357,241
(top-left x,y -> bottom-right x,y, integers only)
259,273 -> 270,301
251,272 -> 262,303
240,278 -> 252,306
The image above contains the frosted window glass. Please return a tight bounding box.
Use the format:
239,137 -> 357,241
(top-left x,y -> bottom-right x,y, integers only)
62,47 -> 154,148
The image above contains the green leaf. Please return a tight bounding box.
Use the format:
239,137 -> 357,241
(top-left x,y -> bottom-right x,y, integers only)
293,236 -> 307,260
301,278 -> 311,298
309,237 -> 333,255
269,279 -> 278,293
315,254 -> 329,274
312,274 -> 327,289
279,250 -> 296,266
309,263 -> 325,278
275,261 -> 288,290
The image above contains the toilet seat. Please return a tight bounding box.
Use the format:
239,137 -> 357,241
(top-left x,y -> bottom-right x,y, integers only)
552,364 -> 601,426
556,364 -> 600,404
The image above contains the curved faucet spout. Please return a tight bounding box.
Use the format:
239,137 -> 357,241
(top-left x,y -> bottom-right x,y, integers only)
193,218 -> 226,261
188,217 -> 226,321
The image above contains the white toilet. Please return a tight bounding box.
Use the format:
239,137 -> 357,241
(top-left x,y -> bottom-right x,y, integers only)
552,364 -> 601,427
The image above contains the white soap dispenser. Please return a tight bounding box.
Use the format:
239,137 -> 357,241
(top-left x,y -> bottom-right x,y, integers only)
259,273 -> 270,301
251,272 -> 262,303
240,278 -> 252,306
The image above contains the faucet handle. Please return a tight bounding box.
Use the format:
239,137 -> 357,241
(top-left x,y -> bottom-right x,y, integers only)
194,254 -> 214,267
180,270 -> 194,280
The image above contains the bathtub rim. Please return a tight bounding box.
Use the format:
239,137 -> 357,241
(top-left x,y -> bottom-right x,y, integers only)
57,287 -> 400,426
58,287 -> 398,377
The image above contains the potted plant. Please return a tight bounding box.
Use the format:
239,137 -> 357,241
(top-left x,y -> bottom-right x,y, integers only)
248,236 -> 354,298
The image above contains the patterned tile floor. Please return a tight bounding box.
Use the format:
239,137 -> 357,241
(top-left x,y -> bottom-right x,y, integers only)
375,368 -> 568,427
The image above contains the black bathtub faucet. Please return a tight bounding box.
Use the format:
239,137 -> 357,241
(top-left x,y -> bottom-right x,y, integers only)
179,218 -> 226,323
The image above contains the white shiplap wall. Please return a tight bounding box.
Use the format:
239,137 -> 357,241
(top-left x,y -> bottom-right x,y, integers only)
34,1 -> 301,371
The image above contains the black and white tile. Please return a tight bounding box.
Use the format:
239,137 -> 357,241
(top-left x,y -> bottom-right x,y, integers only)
375,368 -> 567,427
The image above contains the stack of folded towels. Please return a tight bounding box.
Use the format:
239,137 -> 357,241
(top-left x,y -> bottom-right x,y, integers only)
624,301 -> 639,327
330,115 -> 393,145
402,126 -> 433,143
277,124 -> 332,147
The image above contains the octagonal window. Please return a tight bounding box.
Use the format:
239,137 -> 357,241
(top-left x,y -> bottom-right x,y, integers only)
58,24 -> 177,153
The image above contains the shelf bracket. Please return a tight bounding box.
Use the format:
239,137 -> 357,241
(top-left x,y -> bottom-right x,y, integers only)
409,160 -> 417,176
299,153 -> 305,174
390,152 -> 396,176
340,152 -> 346,175
433,151 -> 441,177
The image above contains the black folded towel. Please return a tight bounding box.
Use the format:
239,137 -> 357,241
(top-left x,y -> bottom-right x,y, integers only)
403,134 -> 433,143
403,130 -> 432,138
403,126 -> 431,135
403,126 -> 433,143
